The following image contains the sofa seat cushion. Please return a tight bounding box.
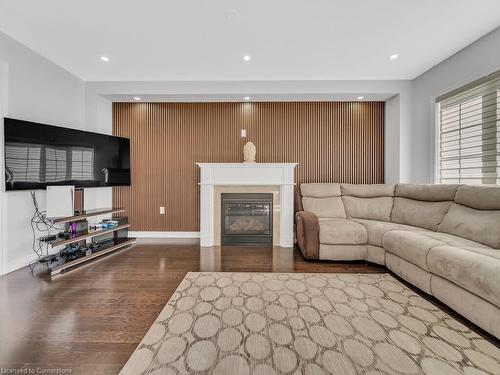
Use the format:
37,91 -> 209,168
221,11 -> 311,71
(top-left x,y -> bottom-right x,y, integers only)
416,231 -> 490,249
319,244 -> 367,261
383,230 -> 445,271
353,219 -> 428,247
427,246 -> 500,308
319,218 -> 367,245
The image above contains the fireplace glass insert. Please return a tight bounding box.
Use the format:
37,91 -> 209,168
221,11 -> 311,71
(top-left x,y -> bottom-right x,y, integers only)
221,193 -> 273,245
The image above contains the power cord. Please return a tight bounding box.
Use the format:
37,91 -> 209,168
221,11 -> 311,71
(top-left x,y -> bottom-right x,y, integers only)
29,191 -> 65,273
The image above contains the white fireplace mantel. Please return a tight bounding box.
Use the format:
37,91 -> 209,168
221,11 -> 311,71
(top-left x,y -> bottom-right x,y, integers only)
196,163 -> 298,247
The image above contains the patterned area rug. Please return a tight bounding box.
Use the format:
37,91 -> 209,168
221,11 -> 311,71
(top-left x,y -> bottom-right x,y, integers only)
121,273 -> 500,375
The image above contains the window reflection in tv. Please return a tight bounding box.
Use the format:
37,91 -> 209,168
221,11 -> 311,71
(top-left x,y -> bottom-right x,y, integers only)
4,118 -> 130,190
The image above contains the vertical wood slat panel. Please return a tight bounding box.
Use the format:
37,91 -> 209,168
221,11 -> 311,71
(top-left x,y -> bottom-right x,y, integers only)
113,102 -> 384,231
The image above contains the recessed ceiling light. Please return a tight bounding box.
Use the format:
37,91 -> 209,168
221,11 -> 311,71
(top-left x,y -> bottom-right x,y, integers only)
133,97 -> 141,101
100,56 -> 110,62
389,54 -> 399,60
225,9 -> 239,20
243,55 -> 251,62
244,96 -> 250,101
357,96 -> 364,100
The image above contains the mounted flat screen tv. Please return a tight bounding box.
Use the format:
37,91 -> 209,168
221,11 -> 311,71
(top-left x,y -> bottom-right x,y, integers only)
4,118 -> 131,190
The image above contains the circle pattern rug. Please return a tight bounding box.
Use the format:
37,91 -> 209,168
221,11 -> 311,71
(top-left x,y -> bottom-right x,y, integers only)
120,273 -> 500,375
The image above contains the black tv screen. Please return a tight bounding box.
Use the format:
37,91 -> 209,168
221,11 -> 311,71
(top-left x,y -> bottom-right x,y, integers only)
4,118 -> 131,190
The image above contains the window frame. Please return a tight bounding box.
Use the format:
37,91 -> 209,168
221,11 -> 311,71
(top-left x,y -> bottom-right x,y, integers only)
435,70 -> 499,185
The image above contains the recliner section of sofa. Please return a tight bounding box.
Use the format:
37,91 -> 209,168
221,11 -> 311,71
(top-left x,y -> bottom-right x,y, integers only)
295,182 -> 500,339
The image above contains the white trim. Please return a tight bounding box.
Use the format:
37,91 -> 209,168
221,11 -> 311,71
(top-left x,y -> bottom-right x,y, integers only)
434,101 -> 441,184
4,254 -> 38,275
199,182 -> 296,186
0,60 -> 8,275
129,231 -> 200,238
196,163 -> 298,168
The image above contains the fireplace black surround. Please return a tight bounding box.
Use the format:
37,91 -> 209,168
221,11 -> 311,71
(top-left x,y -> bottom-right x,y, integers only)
221,193 -> 273,245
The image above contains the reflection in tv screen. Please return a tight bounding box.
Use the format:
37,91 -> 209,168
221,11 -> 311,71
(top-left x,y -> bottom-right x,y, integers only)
4,118 -> 131,190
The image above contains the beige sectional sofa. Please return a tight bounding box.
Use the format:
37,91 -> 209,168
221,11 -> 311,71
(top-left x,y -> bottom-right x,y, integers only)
295,183 -> 500,339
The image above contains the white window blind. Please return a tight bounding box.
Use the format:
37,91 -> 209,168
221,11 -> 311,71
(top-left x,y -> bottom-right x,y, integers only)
437,71 -> 500,184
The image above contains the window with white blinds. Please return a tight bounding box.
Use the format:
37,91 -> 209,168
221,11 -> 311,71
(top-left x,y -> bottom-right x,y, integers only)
436,71 -> 500,184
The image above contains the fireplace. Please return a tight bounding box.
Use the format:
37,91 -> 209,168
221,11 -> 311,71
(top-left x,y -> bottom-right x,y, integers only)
221,193 -> 273,245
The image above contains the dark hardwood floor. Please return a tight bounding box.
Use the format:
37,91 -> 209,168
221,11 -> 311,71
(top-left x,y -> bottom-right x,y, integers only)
0,243 -> 385,374
1,243 -> 497,374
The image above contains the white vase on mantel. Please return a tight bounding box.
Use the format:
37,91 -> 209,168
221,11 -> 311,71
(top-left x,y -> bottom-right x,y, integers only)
243,141 -> 256,163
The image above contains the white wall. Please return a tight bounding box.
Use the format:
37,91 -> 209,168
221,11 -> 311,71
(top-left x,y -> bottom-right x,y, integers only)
411,27 -> 500,183
0,32 -> 111,274
385,95 -> 400,182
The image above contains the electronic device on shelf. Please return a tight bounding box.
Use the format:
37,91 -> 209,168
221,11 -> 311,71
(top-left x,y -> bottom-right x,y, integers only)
69,219 -> 89,234
89,219 -> 119,230
39,253 -> 60,264
39,234 -> 58,243
60,244 -> 83,261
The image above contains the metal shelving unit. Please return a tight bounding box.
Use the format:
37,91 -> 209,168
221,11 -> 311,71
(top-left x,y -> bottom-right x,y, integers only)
42,208 -> 136,276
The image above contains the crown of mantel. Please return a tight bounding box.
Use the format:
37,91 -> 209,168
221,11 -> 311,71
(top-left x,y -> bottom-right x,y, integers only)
196,163 -> 298,168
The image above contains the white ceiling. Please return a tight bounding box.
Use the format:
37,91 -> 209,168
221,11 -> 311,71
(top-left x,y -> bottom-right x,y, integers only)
1,0 -> 499,82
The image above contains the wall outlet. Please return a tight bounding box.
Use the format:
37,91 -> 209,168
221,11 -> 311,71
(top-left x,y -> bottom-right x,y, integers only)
160,206 -> 165,215
240,129 -> 247,138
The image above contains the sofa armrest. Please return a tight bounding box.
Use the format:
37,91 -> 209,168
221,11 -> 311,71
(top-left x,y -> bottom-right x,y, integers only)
295,211 -> 320,259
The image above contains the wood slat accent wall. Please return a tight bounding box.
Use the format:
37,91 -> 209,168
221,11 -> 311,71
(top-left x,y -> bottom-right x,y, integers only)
113,102 -> 384,231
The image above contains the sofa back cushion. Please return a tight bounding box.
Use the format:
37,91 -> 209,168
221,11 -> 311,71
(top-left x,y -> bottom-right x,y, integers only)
301,183 -> 346,218
454,185 -> 500,210
391,198 -> 451,231
439,203 -> 500,249
341,184 -> 396,198
437,185 -> 500,249
395,184 -> 459,201
341,184 -> 395,221
390,184 -> 459,231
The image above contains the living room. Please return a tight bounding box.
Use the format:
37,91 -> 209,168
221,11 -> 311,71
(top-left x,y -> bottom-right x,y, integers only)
0,1 -> 499,374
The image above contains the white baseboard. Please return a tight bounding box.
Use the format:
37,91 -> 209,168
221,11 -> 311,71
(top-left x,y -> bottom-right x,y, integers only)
3,254 -> 39,275
129,231 -> 201,238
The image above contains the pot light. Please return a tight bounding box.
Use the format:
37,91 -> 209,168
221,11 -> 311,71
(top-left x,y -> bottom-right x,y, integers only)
133,97 -> 141,101
357,96 -> 364,100
243,55 -> 251,62
389,54 -> 399,60
100,56 -> 110,62
244,96 -> 250,101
